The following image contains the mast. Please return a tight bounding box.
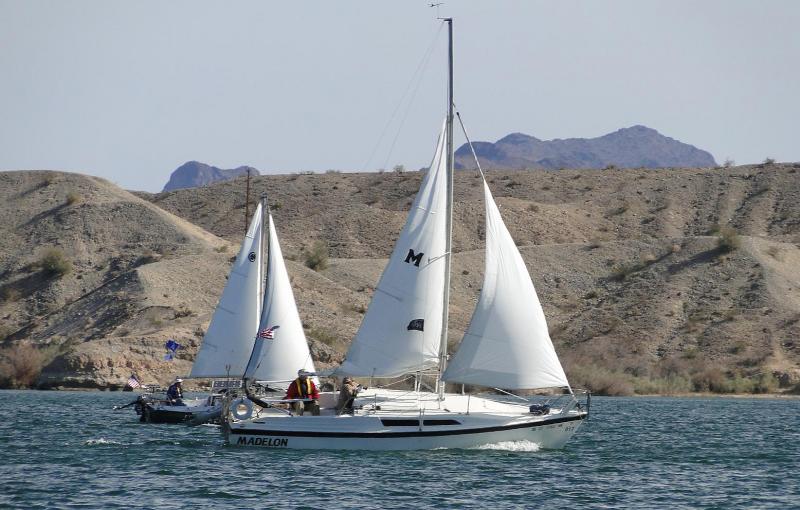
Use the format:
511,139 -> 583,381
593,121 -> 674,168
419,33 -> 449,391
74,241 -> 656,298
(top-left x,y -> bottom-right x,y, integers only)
437,17 -> 454,399
259,191 -> 269,322
245,191 -> 269,389
245,169 -> 252,235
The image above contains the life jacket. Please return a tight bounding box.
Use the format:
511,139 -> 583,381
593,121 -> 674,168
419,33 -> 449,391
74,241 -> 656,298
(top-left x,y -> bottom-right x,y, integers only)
295,377 -> 313,398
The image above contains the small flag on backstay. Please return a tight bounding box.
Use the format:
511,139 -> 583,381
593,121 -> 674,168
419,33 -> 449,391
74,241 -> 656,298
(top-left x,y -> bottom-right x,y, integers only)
258,325 -> 280,339
126,374 -> 141,389
164,339 -> 182,361
407,319 -> 424,331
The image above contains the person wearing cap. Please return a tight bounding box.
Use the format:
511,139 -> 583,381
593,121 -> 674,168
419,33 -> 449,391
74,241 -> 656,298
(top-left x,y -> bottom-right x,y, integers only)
336,376 -> 362,415
284,370 -> 320,415
167,377 -> 185,406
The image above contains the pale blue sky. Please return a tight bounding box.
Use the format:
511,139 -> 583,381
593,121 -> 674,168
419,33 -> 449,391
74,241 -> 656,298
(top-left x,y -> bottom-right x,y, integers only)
1,1 -> 798,191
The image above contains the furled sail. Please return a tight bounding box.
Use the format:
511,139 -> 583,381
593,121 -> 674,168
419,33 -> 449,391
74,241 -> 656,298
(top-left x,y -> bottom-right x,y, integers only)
244,214 -> 315,383
443,180 -> 570,390
190,204 -> 264,378
337,123 -> 449,377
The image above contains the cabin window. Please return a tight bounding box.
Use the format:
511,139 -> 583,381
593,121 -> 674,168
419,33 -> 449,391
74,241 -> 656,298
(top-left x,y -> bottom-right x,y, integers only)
423,419 -> 461,426
380,419 -> 420,427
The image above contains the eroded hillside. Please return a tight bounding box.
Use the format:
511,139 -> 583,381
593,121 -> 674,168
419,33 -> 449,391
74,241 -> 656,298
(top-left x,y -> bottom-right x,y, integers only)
144,163 -> 800,393
2,163 -> 799,394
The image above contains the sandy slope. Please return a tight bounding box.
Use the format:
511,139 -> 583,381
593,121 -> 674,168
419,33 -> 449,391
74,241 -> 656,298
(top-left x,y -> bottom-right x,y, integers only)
2,163 -> 799,391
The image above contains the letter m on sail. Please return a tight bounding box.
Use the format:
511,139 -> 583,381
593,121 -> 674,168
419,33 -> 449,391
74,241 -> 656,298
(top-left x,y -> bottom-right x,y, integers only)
404,249 -> 424,267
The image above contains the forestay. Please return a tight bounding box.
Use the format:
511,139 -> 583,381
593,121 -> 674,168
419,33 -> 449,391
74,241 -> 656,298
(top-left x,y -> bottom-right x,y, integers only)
443,180 -> 570,390
337,123 -> 449,377
190,204 -> 264,378
244,214 -> 315,383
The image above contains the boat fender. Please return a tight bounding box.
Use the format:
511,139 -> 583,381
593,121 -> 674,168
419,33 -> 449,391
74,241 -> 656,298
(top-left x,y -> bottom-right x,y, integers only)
529,404 -> 550,416
231,397 -> 254,421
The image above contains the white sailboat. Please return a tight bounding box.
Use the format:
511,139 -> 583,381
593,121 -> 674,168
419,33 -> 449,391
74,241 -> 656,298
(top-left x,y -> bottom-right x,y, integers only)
244,212 -> 316,385
135,204 -> 265,424
223,19 -> 589,450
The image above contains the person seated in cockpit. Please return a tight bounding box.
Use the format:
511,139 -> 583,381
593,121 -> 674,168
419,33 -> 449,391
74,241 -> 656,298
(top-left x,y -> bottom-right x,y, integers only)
166,377 -> 185,406
284,370 -> 320,416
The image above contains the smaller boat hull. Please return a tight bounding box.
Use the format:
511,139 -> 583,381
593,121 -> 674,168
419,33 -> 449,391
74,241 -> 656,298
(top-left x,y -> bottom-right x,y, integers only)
136,397 -> 221,425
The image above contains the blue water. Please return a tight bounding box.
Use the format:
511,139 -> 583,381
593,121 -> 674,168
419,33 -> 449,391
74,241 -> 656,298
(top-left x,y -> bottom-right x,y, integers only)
0,391 -> 798,509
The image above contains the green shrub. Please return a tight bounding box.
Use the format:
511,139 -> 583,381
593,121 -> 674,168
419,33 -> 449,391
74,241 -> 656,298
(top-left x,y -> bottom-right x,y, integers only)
691,368 -> 731,393
729,340 -> 747,354
309,327 -> 339,347
752,373 -> 779,394
606,204 -> 629,217
173,306 -> 193,319
610,263 -> 640,282
65,191 -> 81,205
38,248 -> 72,277
716,226 -> 740,253
0,325 -> 13,341
304,241 -> 328,271
0,287 -> 21,303
0,344 -> 45,388
566,364 -> 634,396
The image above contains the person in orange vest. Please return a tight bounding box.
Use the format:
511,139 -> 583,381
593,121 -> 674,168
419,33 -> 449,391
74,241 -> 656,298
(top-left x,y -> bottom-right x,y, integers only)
285,370 -> 320,415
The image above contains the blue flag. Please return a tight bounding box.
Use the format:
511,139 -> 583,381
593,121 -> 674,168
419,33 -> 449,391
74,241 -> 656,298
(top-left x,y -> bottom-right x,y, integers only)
164,339 -> 182,361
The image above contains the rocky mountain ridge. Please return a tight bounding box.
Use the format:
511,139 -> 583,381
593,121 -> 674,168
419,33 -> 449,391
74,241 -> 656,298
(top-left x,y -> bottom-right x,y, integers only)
162,161 -> 259,192
455,125 -> 716,170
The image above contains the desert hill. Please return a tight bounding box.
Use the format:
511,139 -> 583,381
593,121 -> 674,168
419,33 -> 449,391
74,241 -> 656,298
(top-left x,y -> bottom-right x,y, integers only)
0,171 -> 345,389
2,162 -> 800,394
143,162 -> 800,394
455,125 -> 717,170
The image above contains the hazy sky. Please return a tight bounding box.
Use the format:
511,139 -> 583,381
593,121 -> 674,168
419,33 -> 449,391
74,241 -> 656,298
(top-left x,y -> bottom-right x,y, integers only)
1,1 -> 798,191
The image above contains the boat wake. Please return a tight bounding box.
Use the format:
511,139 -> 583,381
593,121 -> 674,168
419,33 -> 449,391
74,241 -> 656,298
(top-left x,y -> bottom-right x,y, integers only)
474,440 -> 541,452
84,438 -> 122,446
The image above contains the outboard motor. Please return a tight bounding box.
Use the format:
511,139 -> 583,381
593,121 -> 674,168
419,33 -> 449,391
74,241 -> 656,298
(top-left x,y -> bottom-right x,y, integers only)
529,403 -> 550,416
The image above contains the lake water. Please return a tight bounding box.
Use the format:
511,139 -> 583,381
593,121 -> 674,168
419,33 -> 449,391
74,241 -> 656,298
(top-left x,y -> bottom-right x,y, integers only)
0,391 -> 798,509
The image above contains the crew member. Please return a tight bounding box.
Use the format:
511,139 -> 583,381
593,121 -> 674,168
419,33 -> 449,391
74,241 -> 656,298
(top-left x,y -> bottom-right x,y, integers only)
285,370 -> 320,415
167,377 -> 185,406
336,376 -> 361,415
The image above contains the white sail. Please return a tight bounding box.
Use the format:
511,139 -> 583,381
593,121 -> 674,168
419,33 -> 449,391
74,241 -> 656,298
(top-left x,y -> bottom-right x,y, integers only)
190,204 -> 264,378
443,180 -> 570,390
244,214 -> 316,383
338,123 -> 449,377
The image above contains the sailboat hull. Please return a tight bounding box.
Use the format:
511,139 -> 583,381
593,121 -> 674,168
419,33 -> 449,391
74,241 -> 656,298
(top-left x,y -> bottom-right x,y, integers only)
135,397 -> 222,425
224,390 -> 587,451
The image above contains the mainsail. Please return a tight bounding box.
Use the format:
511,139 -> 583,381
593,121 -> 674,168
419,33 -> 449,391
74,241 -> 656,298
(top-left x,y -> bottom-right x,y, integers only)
443,180 -> 570,390
244,214 -> 315,383
337,123 -> 449,377
190,203 -> 264,378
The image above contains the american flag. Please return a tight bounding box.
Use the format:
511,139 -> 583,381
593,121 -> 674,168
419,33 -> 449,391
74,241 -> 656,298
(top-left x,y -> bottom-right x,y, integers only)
257,325 -> 280,339
126,374 -> 141,389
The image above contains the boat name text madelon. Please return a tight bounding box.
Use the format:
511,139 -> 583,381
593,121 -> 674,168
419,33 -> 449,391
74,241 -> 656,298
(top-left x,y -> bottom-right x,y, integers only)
237,436 -> 289,448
